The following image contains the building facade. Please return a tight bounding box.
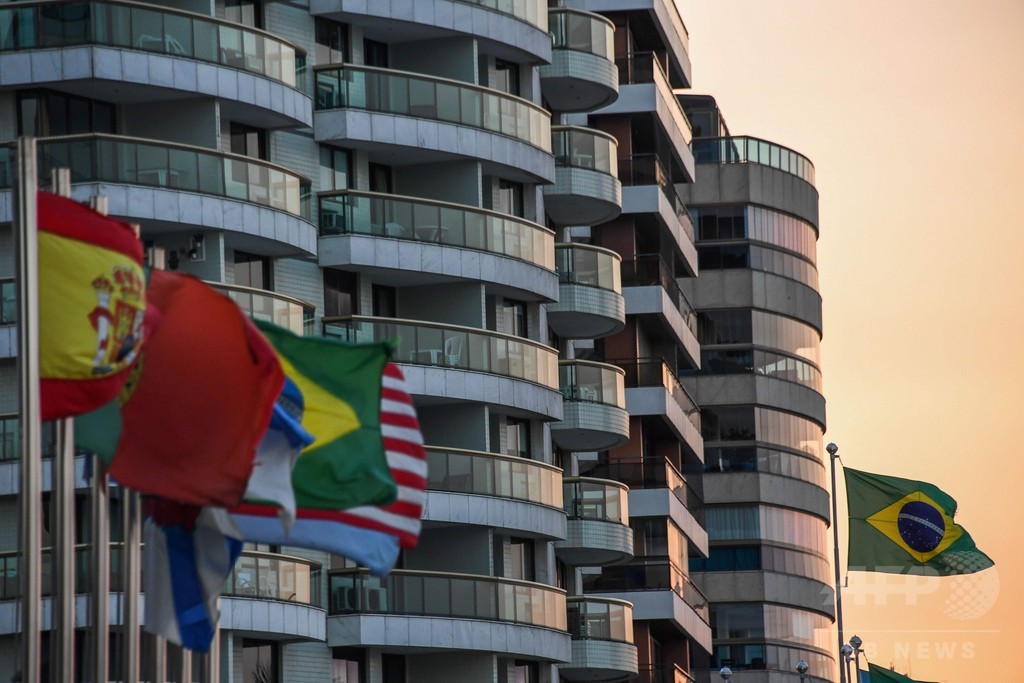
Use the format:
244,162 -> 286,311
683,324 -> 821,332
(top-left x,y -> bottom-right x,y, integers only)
0,1 -> 831,682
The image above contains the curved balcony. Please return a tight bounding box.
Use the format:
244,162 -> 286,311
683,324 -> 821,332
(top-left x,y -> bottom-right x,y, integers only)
313,0 -> 550,63
539,9 -> 618,112
425,446 -> 566,539
621,256 -> 699,365
318,190 -> 557,301
614,358 -> 701,457
0,1 -> 309,127
556,477 -> 633,566
548,244 -> 625,340
561,597 -> 639,681
550,361 -> 629,452
221,549 -> 327,641
314,64 -> 553,182
321,316 -> 562,419
692,136 -> 816,186
544,126 -> 621,226
208,282 -> 315,336
0,134 -> 315,254
327,568 -> 570,661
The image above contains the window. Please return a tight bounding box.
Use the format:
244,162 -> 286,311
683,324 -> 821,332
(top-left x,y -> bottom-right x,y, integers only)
494,59 -> 520,96
381,654 -> 405,683
509,538 -> 534,581
234,251 -> 271,290
230,123 -> 267,160
497,180 -> 524,217
698,245 -> 750,270
17,91 -> 116,137
369,163 -> 393,193
372,284 -> 396,317
513,660 -> 538,683
363,38 -> 389,67
315,18 -> 348,65
697,310 -> 751,345
501,300 -> 527,337
324,269 -> 357,317
242,640 -> 278,683
332,648 -> 364,683
320,147 -> 351,191
505,418 -> 529,458
701,406 -> 755,442
1,281 -> 15,325
223,0 -> 262,28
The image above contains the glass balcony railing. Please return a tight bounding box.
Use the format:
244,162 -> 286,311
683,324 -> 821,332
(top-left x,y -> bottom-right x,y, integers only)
559,360 -> 625,409
583,557 -> 709,623
318,190 -> 555,271
0,1 -> 306,89
555,244 -> 622,293
552,125 -> 618,176
224,550 -> 322,605
454,0 -> 547,31
563,477 -> 629,525
584,453 -> 705,526
692,136 -> 815,186
425,446 -> 563,509
315,65 -> 551,152
208,282 -> 315,336
549,8 -> 614,60
611,358 -> 700,431
321,315 -> 559,390
0,134 -> 312,219
613,52 -> 692,143
619,256 -> 697,337
617,154 -> 693,241
566,596 -> 634,644
328,568 -> 567,631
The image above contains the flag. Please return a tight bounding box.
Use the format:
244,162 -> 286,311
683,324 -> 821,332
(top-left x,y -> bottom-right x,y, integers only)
242,376 -> 314,531
868,663 -> 938,683
38,191 -> 146,419
226,362 -> 427,575
253,320 -> 396,510
76,271 -> 284,507
846,467 -> 994,575
142,500 -> 243,653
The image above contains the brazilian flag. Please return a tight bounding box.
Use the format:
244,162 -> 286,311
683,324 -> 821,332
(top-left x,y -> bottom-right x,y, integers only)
254,320 -> 397,510
845,467 -> 993,575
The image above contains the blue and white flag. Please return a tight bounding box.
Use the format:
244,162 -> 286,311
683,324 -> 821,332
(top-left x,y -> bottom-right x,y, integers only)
142,504 -> 243,652
242,377 -> 313,531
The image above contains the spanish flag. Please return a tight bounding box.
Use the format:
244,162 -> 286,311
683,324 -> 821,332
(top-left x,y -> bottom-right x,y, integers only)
39,191 -> 146,420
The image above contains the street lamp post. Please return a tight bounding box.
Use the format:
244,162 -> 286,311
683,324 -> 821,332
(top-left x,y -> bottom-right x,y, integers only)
850,635 -> 863,681
841,643 -> 854,683
719,667 -> 732,681
797,660 -> 809,682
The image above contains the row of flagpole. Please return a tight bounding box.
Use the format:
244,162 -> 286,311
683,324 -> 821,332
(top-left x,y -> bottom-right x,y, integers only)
14,140 -> 220,682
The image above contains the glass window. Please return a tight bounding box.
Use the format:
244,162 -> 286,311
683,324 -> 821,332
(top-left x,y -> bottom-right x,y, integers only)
242,640 -> 277,683
494,59 -> 520,96
0,281 -> 15,325
509,538 -> 534,581
497,180 -> 524,218
332,648 -> 364,683
234,251 -> 271,290
319,146 -> 350,191
698,310 -> 751,345
701,406 -> 755,442
315,18 -> 347,65
363,38 -> 388,67
323,269 -> 357,317
506,417 -> 529,458
229,122 -> 267,160
223,0 -> 262,28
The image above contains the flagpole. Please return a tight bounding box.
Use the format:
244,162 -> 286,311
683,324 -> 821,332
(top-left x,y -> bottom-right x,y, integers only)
51,168 -> 77,683
88,194 -> 111,683
828,441 -> 847,683
15,136 -> 42,683
181,645 -> 192,683
121,486 -> 141,683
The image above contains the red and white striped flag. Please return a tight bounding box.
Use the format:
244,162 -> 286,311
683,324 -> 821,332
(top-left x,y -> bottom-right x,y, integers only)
226,363 -> 426,574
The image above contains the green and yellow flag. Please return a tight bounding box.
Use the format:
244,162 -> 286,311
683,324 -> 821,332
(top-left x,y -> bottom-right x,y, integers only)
254,321 -> 397,510
846,467 -> 993,576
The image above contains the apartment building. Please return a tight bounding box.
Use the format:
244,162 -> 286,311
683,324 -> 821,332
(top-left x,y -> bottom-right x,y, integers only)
0,0 -> 831,681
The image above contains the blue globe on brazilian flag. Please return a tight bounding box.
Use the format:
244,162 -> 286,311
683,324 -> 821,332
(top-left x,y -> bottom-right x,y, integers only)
845,467 -> 993,575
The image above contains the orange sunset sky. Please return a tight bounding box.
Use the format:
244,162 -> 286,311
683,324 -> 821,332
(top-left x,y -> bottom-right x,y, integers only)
682,1 -> 1024,681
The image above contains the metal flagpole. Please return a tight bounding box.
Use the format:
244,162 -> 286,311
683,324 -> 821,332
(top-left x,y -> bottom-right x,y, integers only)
181,644 -> 193,683
827,442 -> 847,683
88,194 -> 110,683
50,168 -> 77,683
15,136 -> 42,683
121,486 -> 141,683
204,627 -> 220,683
152,632 -> 167,683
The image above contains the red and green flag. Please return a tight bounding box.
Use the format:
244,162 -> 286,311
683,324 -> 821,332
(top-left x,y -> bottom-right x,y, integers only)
76,271 -> 283,507
38,191 -> 146,420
